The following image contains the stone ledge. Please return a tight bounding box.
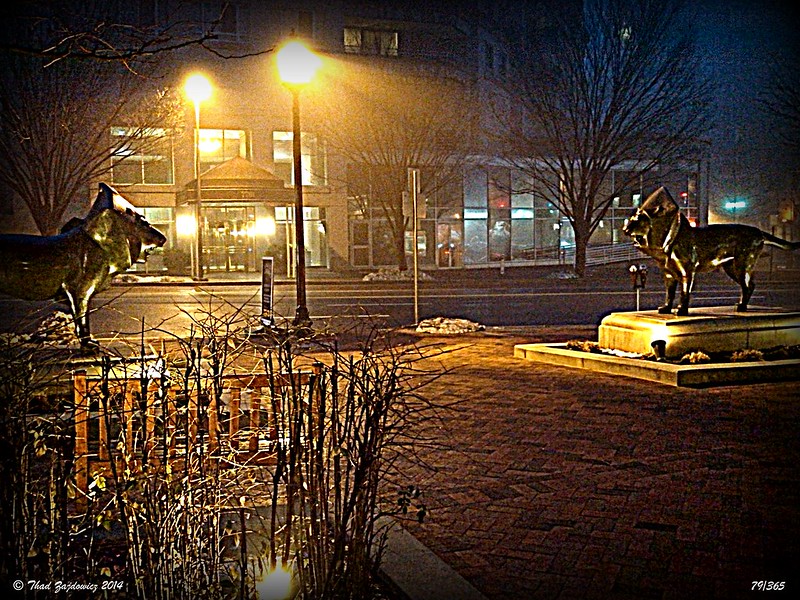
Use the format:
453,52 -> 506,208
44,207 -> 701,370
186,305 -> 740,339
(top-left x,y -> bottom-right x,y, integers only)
598,306 -> 800,359
514,343 -> 800,388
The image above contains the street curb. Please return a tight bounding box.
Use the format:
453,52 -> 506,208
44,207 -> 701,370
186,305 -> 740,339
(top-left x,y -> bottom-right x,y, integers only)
379,517 -> 488,600
515,342 -> 800,387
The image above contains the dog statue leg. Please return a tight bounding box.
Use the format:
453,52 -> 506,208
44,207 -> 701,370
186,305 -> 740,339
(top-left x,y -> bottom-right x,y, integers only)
723,262 -> 755,312
658,276 -> 677,314
63,286 -> 98,348
676,273 -> 694,316
736,272 -> 755,312
74,297 -> 100,348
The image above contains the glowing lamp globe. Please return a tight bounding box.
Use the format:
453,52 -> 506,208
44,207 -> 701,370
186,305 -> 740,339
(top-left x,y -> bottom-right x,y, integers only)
185,74 -> 212,104
276,40 -> 321,85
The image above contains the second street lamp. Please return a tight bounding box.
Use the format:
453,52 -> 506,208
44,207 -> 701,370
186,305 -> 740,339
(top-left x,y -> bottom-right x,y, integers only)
276,40 -> 321,328
184,73 -> 212,281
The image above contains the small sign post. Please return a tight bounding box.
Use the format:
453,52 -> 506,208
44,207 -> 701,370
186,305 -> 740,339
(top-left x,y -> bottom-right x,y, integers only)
261,257 -> 274,327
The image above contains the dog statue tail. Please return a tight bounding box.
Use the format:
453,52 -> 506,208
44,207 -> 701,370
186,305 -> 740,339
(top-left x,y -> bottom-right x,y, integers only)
763,232 -> 800,251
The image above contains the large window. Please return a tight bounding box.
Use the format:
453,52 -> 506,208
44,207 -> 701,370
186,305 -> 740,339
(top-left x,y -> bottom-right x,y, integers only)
343,27 -> 399,56
273,132 -> 327,186
111,127 -> 174,185
198,128 -> 248,172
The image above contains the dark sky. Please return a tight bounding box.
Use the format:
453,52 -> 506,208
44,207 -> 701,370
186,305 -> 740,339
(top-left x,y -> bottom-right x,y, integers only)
692,0 -> 800,219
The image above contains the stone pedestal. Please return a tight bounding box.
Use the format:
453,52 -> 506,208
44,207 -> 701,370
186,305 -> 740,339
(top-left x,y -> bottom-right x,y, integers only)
598,306 -> 800,359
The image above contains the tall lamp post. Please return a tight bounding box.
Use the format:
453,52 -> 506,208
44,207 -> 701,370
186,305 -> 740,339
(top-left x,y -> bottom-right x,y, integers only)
185,73 -> 212,280
276,40 -> 321,327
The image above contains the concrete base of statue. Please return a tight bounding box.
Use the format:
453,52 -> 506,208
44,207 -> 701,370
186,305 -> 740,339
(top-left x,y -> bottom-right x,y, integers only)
514,306 -> 800,387
598,306 -> 800,359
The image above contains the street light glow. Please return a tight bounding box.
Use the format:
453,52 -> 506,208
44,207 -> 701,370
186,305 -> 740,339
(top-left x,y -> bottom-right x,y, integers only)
184,73 -> 212,103
276,40 -> 321,85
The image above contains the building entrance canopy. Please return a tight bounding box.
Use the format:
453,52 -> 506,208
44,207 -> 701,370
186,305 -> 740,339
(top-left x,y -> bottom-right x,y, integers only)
178,156 -> 295,205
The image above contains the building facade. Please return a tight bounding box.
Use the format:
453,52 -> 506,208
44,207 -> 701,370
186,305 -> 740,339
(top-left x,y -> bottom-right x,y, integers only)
3,1 -> 706,275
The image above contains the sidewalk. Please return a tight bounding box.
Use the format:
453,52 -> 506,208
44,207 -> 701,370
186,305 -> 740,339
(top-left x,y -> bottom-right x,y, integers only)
388,326 -> 799,600
122,260 -> 800,289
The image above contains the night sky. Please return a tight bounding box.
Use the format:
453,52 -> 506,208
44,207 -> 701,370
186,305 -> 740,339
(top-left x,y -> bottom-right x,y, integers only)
692,0 -> 800,220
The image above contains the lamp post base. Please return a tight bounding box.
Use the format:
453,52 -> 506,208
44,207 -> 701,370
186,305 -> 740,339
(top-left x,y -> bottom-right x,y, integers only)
292,305 -> 312,330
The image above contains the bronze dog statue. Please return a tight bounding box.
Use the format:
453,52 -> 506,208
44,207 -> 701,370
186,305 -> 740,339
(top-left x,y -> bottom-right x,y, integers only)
0,183 -> 167,345
623,186 -> 800,315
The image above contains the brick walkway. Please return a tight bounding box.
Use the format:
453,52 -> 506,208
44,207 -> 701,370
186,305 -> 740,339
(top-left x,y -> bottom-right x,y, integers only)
396,326 -> 800,600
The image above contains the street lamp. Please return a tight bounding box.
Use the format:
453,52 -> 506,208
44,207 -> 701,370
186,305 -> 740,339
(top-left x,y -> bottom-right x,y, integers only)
276,40 -> 321,327
185,73 -> 212,280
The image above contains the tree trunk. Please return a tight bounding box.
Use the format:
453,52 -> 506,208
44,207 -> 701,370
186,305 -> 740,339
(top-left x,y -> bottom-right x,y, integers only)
573,222 -> 590,277
396,225 -> 408,271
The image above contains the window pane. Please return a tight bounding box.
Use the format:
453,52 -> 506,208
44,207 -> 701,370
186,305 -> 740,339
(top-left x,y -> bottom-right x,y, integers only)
464,219 -> 487,264
489,218 -> 511,261
111,127 -> 174,185
352,220 -> 369,246
272,131 -> 326,186
112,157 -> 142,185
371,220 -> 395,266
464,170 -> 487,208
488,167 -> 510,209
352,246 -> 370,266
344,27 -> 361,53
143,155 -> 173,184
381,31 -> 398,56
511,219 -> 534,258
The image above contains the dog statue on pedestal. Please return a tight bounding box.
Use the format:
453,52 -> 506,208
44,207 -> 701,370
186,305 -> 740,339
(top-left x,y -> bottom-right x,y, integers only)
0,183 -> 167,345
623,186 -> 800,315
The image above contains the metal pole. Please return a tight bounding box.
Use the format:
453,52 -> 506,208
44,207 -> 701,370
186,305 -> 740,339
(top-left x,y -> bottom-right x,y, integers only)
412,169 -> 419,325
291,87 -> 311,327
194,101 -> 205,280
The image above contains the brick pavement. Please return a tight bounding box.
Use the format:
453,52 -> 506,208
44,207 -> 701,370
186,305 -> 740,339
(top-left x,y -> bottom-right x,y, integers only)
396,326 -> 800,600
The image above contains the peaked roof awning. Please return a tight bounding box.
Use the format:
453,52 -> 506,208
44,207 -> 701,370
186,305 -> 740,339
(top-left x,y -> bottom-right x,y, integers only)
180,156 -> 295,204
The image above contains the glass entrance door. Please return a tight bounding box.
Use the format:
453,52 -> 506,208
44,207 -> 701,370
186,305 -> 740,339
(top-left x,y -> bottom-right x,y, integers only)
202,206 -> 258,273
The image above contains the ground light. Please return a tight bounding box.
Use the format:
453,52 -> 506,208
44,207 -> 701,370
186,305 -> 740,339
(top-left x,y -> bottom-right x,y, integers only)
255,558 -> 294,600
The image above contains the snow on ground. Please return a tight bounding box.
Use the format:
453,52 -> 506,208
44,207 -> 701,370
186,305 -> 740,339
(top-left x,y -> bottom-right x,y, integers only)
415,317 -> 485,334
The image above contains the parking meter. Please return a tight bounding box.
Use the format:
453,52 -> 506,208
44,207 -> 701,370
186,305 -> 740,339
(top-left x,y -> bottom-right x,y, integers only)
638,264 -> 648,289
629,263 -> 647,289
629,263 -> 647,311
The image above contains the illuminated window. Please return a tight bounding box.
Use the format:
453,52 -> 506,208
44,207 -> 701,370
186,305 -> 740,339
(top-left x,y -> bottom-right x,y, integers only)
344,27 -> 399,56
111,127 -> 174,185
273,132 -> 327,186
198,129 -> 248,172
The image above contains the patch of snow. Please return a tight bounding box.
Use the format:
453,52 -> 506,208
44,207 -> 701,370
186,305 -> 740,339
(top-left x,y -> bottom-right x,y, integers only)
115,274 -> 193,284
546,270 -> 579,280
416,317 -> 485,334
363,268 -> 433,282
598,347 -> 644,359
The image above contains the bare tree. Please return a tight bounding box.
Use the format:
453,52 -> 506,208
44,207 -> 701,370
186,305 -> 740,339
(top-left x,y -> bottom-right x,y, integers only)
499,0 -> 711,275
308,61 -> 480,270
0,53 -> 182,234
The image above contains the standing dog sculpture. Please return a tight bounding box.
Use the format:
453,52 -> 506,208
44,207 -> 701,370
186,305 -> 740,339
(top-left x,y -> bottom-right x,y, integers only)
623,186 -> 800,315
0,183 -> 167,345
